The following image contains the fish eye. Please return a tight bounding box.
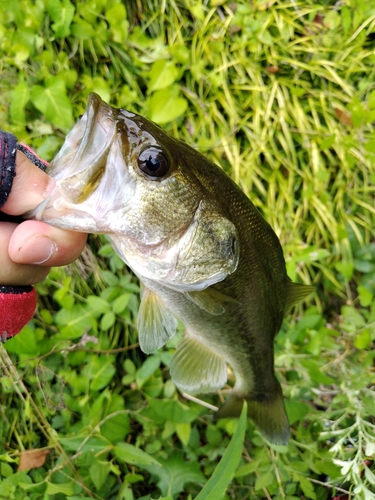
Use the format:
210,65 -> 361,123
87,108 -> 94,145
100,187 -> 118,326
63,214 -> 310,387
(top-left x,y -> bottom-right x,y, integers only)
137,147 -> 170,178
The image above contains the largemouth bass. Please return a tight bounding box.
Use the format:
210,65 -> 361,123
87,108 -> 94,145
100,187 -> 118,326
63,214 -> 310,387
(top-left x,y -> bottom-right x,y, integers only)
29,93 -> 314,445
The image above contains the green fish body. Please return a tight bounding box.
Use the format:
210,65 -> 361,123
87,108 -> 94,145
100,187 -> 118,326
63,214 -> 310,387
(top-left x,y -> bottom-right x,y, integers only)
28,93 -> 314,445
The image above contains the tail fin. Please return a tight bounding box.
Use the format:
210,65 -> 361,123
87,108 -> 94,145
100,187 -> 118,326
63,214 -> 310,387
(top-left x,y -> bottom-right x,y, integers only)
214,383 -> 290,446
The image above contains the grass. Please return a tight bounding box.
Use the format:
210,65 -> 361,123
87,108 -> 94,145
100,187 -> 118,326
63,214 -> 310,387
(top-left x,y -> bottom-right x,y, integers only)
0,0 -> 375,499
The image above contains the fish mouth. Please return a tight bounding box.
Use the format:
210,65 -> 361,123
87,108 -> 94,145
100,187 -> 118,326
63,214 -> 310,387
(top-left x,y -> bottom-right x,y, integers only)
27,93 -> 119,230
49,93 -> 117,204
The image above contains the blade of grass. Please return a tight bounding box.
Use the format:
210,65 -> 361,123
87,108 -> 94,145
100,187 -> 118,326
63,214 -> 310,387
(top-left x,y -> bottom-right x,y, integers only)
195,402 -> 247,500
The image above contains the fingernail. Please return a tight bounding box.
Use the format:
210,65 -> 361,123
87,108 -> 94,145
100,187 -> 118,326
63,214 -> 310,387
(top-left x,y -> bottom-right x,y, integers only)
17,235 -> 57,265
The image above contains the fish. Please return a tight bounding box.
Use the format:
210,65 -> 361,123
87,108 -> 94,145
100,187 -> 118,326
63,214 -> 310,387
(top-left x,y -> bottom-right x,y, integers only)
27,93 -> 314,445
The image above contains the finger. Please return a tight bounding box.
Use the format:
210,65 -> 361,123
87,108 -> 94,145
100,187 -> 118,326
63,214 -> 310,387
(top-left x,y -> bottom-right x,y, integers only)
0,223 -> 50,285
1,151 -> 55,215
9,222 -> 88,266
8,221 -> 88,266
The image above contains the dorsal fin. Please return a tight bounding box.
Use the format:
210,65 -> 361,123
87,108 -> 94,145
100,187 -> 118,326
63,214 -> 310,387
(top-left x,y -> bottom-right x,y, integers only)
137,288 -> 177,354
285,280 -> 315,312
170,334 -> 227,394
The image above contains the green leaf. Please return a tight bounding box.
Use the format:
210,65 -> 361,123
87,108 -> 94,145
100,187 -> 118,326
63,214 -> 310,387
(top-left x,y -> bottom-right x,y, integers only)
46,481 -> 75,495
357,285 -> 373,307
83,356 -> 116,391
365,465 -> 375,485
10,80 -> 30,124
259,30 -> 273,46
365,441 -> 375,457
285,400 -> 311,425
100,311 -> 116,331
195,402 -> 247,500
170,44 -> 190,64
353,259 -> 375,274
101,270 -> 119,286
124,358 -> 136,374
292,247 -> 330,264
137,355 -> 161,381
100,395 -> 130,443
4,326 -> 39,357
31,79 -> 73,129
354,328 -> 372,350
335,261 -> 354,280
48,0 -> 75,38
66,497 -> 92,500
112,293 -> 130,314
147,87 -> 188,124
175,422 -> 191,446
300,359 -> 336,385
146,398 -> 199,424
145,450 -> 205,497
113,443 -> 161,467
298,475 -> 316,500
125,473 -> 144,484
149,60 -> 179,92
235,460 -> 262,478
54,305 -> 92,339
86,295 -> 111,316
320,135 -> 335,150
315,460 -> 341,479
58,68 -> 77,89
89,460 -> 111,491
106,1 -> 129,42
70,19 -> 96,39
59,435 -> 110,453
254,470 -> 275,490
106,3 -> 127,25
101,411 -> 130,443
0,462 -> 13,478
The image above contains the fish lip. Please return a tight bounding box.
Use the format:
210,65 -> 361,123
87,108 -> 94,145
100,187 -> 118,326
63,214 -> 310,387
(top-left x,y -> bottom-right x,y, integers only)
74,93 -> 105,164
75,93 -> 103,160
78,92 -> 117,159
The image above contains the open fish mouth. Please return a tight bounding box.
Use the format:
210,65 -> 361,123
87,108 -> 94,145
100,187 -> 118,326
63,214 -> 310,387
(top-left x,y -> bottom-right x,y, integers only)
28,94 -> 120,230
46,93 -> 117,204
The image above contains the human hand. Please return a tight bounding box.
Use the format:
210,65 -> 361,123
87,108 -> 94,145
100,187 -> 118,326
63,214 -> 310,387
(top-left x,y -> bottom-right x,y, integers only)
0,133 -> 88,341
1,151 -> 87,286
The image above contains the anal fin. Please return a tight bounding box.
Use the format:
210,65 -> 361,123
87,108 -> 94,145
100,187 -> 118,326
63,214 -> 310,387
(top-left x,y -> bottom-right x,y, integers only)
137,288 -> 177,354
170,334 -> 227,394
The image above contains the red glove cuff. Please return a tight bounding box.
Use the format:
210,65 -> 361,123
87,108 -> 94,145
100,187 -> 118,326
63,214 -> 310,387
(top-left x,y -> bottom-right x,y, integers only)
0,286 -> 37,342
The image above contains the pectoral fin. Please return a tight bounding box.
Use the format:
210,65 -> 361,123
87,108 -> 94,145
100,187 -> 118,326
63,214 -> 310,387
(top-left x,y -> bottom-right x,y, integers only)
137,288 -> 177,354
214,382 -> 290,446
170,334 -> 227,394
285,280 -> 315,312
184,288 -> 238,316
